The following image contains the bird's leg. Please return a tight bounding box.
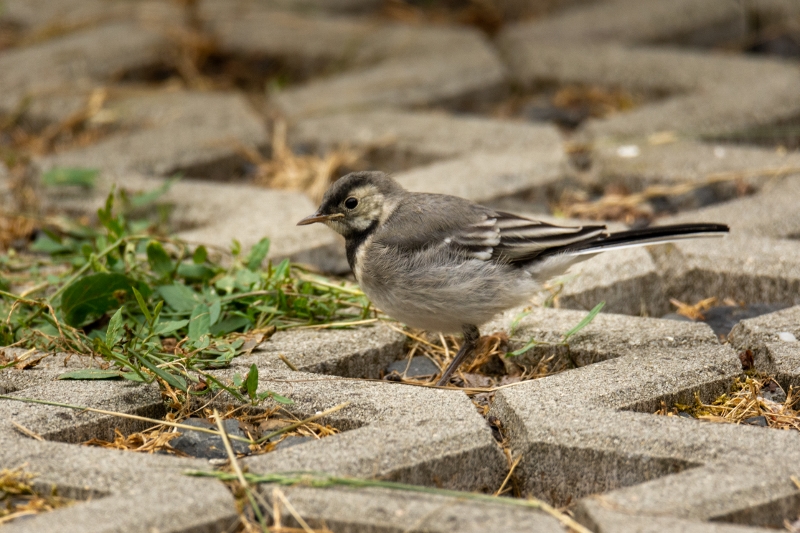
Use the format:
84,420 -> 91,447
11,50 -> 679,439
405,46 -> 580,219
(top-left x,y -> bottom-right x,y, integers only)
436,324 -> 480,386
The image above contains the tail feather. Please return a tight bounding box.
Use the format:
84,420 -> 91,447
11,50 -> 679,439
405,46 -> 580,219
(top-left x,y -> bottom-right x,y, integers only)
538,223 -> 730,259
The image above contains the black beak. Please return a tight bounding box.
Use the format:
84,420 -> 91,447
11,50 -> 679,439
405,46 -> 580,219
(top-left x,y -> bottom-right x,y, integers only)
296,212 -> 344,226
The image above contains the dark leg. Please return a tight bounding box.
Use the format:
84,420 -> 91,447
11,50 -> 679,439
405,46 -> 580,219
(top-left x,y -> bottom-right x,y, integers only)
436,324 -> 480,386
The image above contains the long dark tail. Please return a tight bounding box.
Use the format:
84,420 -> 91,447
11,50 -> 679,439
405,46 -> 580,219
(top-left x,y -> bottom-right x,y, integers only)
538,223 -> 730,259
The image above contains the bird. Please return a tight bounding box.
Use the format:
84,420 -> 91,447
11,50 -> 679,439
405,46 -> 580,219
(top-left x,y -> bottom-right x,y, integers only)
297,171 -> 729,386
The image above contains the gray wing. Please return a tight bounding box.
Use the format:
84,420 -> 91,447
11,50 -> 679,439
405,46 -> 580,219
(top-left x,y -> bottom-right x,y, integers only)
377,193 -> 607,264
449,211 -> 608,264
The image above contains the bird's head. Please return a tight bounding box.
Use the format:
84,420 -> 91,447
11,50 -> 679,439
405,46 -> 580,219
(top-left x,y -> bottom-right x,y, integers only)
297,171 -> 403,237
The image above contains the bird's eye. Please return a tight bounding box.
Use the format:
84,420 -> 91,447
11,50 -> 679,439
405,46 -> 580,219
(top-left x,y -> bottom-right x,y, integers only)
344,197 -> 358,209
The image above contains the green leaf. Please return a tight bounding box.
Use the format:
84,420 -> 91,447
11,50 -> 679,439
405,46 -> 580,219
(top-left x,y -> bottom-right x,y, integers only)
60,273 -> 140,327
245,238 -> 270,271
508,339 -> 540,357
245,363 -> 258,400
188,303 -> 210,342
105,307 -> 124,348
128,176 -> 178,208
562,301 -> 605,341
192,245 -> 208,264
131,287 -> 152,324
177,263 -> 215,281
30,233 -> 72,255
57,369 -> 122,380
260,391 -> 293,405
209,300 -> 221,326
209,316 -> 250,336
158,283 -> 198,311
154,319 -> 189,336
146,240 -> 173,278
509,309 -> 531,337
41,167 -> 98,188
136,354 -> 187,391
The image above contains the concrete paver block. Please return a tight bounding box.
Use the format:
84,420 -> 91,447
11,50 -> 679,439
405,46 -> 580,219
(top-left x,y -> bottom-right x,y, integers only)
650,235 -> 800,308
37,91 -> 268,180
391,149 -> 563,203
291,109 -> 564,171
274,26 -> 506,118
484,306 -> 719,371
0,23 -> 170,122
241,323 -> 406,378
594,141 -> 800,191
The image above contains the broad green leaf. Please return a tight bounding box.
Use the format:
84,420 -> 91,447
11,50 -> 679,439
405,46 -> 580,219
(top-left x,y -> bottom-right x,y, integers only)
245,363 -> 258,400
245,238 -> 270,271
158,283 -> 198,311
562,301 -> 605,341
233,373 -> 244,388
272,258 -> 290,280
57,369 -> 122,380
154,319 -> 189,336
105,307 -> 124,348
192,245 -> 208,264
121,372 -> 146,382
210,316 -> 250,336
60,273 -> 140,327
188,303 -> 210,342
235,268 -> 260,290
131,287 -> 152,324
209,300 -> 221,326
177,263 -> 215,281
41,167 -> 98,188
215,275 -> 235,294
146,240 -> 173,277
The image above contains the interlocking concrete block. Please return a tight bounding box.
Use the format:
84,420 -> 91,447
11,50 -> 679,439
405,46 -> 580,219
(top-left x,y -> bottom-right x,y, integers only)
274,485 -> 565,533
577,457 -> 800,530
556,246 -> 670,316
237,369 -> 507,491
291,109 -> 564,171
485,306 -> 719,371
1,0 -> 183,34
659,176 -> 800,240
201,0 -> 375,75
37,91 -> 268,180
274,25 -> 506,118
393,150 -> 563,203
728,306 -> 800,387
594,141 -> 800,191
650,235 -> 800,309
0,23 -> 170,123
499,0 -> 745,46
0,433 -> 236,533
239,324 -> 406,378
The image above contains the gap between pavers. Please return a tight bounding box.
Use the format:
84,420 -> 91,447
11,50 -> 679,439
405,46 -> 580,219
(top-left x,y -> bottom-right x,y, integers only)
487,308 -> 800,530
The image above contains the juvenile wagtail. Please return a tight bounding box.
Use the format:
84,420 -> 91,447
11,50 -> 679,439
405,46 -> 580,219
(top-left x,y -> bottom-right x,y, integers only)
298,171 -> 729,386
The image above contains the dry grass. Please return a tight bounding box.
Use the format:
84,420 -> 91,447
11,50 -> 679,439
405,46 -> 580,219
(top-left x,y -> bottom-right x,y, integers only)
82,403 -> 339,457
0,466 -> 73,526
656,376 -> 800,431
242,120 -> 366,202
